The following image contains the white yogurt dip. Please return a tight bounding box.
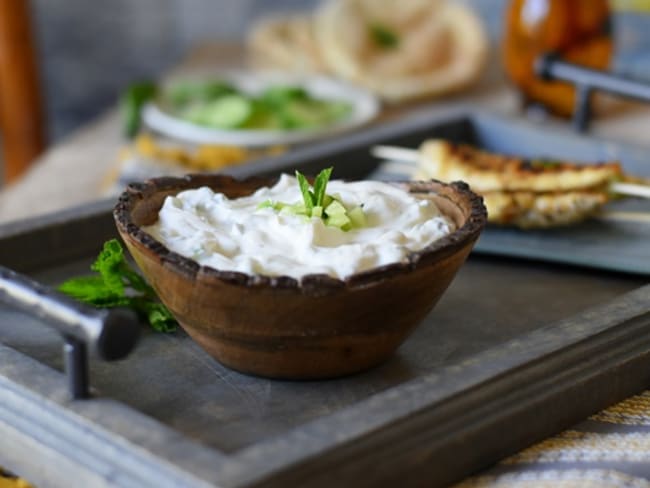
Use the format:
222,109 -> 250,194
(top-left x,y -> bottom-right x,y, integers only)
144,175 -> 455,279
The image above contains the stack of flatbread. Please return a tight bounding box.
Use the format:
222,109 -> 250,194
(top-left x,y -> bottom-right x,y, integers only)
248,0 -> 488,103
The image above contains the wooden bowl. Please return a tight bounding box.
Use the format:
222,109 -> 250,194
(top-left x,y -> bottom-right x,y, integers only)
114,174 -> 486,379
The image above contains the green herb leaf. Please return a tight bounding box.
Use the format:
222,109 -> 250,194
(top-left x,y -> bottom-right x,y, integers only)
90,239 -> 127,294
296,170 -> 315,210
313,167 -> 333,207
120,81 -> 157,138
59,239 -> 177,333
257,199 -> 276,210
261,168 -> 366,231
58,276 -> 119,304
261,85 -> 309,107
369,23 -> 400,49
132,299 -> 178,333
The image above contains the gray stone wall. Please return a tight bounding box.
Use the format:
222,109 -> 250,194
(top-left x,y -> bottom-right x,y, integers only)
29,0 -> 649,142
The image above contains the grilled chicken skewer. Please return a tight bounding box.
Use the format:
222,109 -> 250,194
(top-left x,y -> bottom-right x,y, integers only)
372,143 -> 650,197
371,142 -> 650,228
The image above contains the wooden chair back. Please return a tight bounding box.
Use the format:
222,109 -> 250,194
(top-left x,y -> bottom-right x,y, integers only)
0,0 -> 45,184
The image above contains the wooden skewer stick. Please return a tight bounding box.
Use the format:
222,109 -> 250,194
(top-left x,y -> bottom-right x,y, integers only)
595,211 -> 650,224
371,145 -> 420,164
609,182 -> 650,199
371,145 -> 650,200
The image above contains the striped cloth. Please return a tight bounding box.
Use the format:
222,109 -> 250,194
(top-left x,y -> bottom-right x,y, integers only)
457,391 -> 650,487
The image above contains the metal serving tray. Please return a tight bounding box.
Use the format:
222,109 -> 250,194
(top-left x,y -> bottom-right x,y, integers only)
0,109 -> 649,488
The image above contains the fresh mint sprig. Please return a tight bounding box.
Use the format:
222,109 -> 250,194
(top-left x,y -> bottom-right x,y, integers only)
297,170 -> 316,212
296,167 -> 333,215
58,239 -> 177,333
258,168 -> 366,231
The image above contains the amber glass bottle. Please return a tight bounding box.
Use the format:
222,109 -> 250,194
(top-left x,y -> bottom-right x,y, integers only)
502,0 -> 614,117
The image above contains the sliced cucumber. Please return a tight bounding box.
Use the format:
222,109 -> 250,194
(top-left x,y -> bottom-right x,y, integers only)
279,99 -> 352,129
167,81 -> 237,106
167,80 -> 352,131
240,100 -> 283,130
189,95 -> 253,129
261,85 -> 309,107
348,206 -> 366,228
326,213 -> 352,231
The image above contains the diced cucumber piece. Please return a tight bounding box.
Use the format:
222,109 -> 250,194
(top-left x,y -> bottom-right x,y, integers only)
311,206 -> 323,218
348,206 -> 366,228
326,213 -> 352,231
257,200 -> 287,211
325,200 -> 347,216
279,203 -> 308,216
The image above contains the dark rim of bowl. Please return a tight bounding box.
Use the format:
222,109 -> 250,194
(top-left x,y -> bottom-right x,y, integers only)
114,174 -> 487,294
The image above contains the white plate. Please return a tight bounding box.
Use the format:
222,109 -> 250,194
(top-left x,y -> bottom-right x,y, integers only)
142,71 -> 380,147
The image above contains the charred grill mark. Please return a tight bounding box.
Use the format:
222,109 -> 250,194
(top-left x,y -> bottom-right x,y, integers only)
445,141 -> 621,176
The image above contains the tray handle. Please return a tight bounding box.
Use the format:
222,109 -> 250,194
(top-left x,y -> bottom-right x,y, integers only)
535,53 -> 650,133
0,265 -> 140,399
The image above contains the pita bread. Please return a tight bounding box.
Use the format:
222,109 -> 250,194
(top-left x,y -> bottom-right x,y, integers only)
314,0 -> 488,102
248,15 -> 328,73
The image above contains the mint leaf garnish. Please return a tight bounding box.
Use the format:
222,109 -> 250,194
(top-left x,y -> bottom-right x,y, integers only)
312,167 -> 332,207
260,168 -> 365,232
58,239 -> 177,333
296,170 -> 315,211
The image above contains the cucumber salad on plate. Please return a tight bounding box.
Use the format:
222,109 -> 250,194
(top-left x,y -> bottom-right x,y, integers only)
141,72 -> 379,146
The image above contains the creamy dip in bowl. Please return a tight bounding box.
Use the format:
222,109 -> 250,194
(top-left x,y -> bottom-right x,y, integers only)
114,173 -> 486,379
143,174 -> 456,279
